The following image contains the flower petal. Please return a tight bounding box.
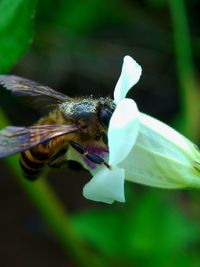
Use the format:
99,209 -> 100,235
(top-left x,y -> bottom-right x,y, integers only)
83,166 -> 125,204
119,113 -> 200,189
114,55 -> 142,104
108,98 -> 140,165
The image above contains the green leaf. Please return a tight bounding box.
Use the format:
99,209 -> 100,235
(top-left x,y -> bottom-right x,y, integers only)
126,191 -> 199,256
72,189 -> 200,265
72,207 -> 124,256
0,0 -> 37,73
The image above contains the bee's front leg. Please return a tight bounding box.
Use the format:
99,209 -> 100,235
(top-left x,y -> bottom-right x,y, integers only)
70,141 -> 110,169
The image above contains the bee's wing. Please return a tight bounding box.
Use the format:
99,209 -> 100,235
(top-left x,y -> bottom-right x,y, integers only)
0,124 -> 78,157
0,75 -> 71,108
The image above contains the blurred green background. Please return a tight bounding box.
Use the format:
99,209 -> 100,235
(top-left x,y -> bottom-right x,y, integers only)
1,0 -> 200,266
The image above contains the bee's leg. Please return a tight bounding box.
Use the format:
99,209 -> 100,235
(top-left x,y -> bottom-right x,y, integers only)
70,141 -> 110,169
48,148 -> 68,168
48,147 -> 85,171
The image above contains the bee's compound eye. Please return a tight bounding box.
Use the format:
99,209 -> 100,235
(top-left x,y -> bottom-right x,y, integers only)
99,106 -> 113,128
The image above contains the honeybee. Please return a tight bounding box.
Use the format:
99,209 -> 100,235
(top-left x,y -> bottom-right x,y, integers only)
0,75 -> 115,180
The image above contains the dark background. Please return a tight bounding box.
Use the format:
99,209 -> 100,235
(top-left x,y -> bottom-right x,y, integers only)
1,0 -> 200,266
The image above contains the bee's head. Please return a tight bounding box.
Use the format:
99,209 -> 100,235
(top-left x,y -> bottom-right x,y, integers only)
60,96 -> 115,131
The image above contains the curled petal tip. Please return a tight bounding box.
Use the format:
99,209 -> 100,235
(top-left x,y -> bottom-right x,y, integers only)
83,167 -> 125,204
114,55 -> 142,103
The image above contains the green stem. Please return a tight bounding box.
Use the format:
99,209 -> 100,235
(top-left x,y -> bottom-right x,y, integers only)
169,0 -> 199,140
0,107 -> 104,267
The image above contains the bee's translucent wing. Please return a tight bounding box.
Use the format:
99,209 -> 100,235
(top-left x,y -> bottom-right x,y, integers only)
0,124 -> 78,157
0,75 -> 71,107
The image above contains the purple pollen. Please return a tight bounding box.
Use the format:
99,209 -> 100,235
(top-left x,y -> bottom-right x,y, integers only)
84,146 -> 109,169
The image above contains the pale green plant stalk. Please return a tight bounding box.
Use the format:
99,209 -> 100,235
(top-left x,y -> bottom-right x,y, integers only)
0,107 -> 105,267
169,0 -> 199,140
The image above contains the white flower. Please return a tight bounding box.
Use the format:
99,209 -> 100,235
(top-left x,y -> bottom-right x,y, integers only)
83,56 -> 141,204
68,55 -> 200,204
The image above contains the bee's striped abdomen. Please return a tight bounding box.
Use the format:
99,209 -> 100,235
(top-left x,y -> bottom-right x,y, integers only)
20,149 -> 49,180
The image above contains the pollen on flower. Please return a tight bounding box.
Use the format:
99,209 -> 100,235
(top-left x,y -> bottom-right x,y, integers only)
83,146 -> 108,169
